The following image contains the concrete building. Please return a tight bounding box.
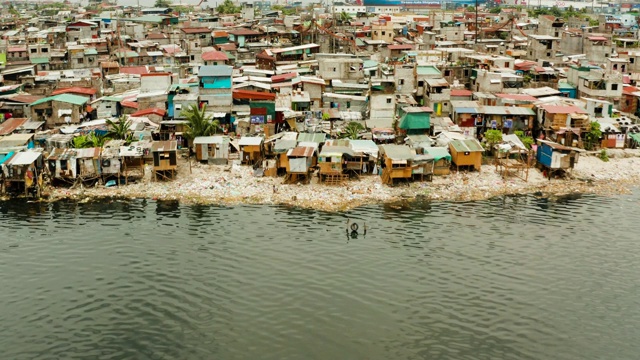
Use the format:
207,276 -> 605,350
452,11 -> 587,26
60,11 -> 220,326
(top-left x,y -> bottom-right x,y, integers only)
198,65 -> 233,117
527,35 -> 561,63
369,79 -> 396,128
371,20 -> 394,43
317,57 -> 364,83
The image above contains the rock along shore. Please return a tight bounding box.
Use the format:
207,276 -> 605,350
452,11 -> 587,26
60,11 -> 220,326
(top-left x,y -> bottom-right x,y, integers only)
29,149 -> 640,212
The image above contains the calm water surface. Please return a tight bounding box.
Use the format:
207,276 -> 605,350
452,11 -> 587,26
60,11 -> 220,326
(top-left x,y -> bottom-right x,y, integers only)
1,192 -> 640,360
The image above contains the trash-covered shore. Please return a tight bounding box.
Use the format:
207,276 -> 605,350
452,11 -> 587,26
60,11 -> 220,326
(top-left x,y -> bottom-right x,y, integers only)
44,151 -> 640,211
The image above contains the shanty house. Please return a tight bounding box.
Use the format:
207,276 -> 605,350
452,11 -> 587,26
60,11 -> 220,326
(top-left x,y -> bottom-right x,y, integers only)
198,65 -> 233,116
536,139 -> 584,178
318,145 -> 355,184
424,147 -> 452,175
398,107 -> 433,135
47,147 -> 101,184
193,136 -> 229,164
284,146 -> 316,184
238,136 -> 264,165
449,139 -> 484,172
119,142 -> 148,182
152,140 -> 178,181
30,94 -> 89,128
0,150 -> 44,196
380,144 -> 415,185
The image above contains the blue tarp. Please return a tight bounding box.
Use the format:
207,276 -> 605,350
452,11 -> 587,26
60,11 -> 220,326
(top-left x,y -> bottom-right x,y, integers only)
0,151 -> 15,165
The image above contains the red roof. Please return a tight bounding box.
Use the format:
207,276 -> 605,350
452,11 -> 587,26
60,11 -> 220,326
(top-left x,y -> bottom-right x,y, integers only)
232,89 -> 276,101
451,89 -> 473,96
496,93 -> 537,101
271,72 -> 297,83
51,87 -> 97,96
121,101 -> 139,109
202,50 -> 229,61
587,36 -> 608,41
387,44 -> 414,50
130,108 -> 166,117
7,47 -> 26,52
181,27 -> 211,34
146,33 -> 168,40
0,118 -> 27,136
120,66 -> 150,75
623,85 -> 639,95
212,31 -> 228,37
541,105 -> 587,114
7,94 -> 43,103
218,43 -> 237,51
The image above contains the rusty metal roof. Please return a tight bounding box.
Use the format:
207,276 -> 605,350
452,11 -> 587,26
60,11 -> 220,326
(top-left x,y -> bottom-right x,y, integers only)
287,146 -> 315,158
151,140 -> 177,152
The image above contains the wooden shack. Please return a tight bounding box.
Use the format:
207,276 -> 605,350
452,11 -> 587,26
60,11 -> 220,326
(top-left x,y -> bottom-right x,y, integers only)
536,139 -> 584,179
423,147 -> 451,175
0,150 -> 44,196
273,138 -> 298,173
349,139 -> 380,175
152,140 -> 178,181
101,140 -> 124,181
448,139 -> 484,172
412,154 -> 435,181
380,144 -> 415,185
119,142 -> 147,182
318,145 -> 355,184
193,136 -> 229,164
284,146 -> 315,184
47,147 -> 101,185
238,136 -> 264,165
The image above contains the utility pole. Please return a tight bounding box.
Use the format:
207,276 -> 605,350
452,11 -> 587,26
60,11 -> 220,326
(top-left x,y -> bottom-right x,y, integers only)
475,0 -> 478,45
332,0 -> 336,52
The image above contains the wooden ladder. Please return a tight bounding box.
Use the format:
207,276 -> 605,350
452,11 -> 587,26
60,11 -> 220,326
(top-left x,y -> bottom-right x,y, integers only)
323,173 -> 348,186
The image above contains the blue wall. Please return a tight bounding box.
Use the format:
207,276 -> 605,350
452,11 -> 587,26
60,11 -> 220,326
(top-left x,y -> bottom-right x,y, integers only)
201,76 -> 232,89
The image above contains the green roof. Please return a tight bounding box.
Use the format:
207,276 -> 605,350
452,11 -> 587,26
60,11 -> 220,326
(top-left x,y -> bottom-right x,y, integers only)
84,48 -> 98,56
363,59 -> 378,68
417,65 -> 441,76
424,147 -> 451,162
102,96 -> 123,102
557,82 -> 576,90
399,112 -> 430,130
449,139 -> 484,153
30,94 -> 89,107
30,57 -> 49,64
629,132 -> 640,144
224,51 -> 235,60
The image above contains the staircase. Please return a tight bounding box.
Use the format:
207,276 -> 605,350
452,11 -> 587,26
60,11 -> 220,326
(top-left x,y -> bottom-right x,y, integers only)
323,173 -> 349,185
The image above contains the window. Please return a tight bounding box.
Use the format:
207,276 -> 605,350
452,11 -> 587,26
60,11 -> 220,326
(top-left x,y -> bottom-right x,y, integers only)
464,69 -> 470,77
381,31 -> 386,35
332,67 -> 336,72
444,70 -> 451,76
612,84 -> 618,90
30,48 -> 37,54
42,48 -> 48,53
77,58 -> 84,64
631,58 -> 635,64
399,79 -> 404,85
546,52 -> 551,57
386,98 -> 392,104
190,55 -> 195,61
40,64 -> 46,70
418,80 -> 424,87
347,101 -> 351,108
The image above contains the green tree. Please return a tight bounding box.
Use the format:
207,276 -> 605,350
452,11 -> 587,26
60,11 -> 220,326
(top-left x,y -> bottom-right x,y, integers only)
72,134 -> 92,149
106,116 -> 132,140
183,104 -> 220,142
489,6 -> 502,14
341,121 -> 365,139
585,121 -> 602,150
217,0 -> 241,14
155,0 -> 171,7
484,129 -> 503,153
339,11 -> 352,24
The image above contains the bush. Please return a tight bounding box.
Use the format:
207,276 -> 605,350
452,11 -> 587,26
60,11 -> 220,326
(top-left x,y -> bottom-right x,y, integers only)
599,149 -> 609,162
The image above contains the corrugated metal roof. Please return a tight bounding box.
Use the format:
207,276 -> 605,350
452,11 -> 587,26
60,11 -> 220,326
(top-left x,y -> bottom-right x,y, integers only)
449,139 -> 484,153
482,106 -> 535,115
0,118 -> 27,136
320,145 -> 355,157
349,140 -> 379,157
238,136 -> 264,146
287,146 -> 315,157
9,151 -> 41,165
198,65 -> 233,77
297,132 -> 326,144
274,139 -> 297,152
381,144 -> 415,160
193,136 -> 228,145
47,148 -> 76,161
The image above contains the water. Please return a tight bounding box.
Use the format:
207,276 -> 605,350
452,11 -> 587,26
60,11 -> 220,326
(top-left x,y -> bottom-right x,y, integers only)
1,192 -> 640,360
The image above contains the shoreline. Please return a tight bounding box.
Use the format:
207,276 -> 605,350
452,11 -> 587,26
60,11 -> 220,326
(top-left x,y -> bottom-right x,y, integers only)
15,151 -> 637,211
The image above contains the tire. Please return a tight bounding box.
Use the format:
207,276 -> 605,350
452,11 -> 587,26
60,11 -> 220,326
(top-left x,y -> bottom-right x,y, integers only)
350,223 -> 359,232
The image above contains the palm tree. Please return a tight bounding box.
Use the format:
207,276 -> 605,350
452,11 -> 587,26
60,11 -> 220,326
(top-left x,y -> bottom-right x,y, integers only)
341,121 -> 365,139
339,11 -> 352,25
72,134 -> 92,149
106,116 -> 132,140
183,104 -> 220,142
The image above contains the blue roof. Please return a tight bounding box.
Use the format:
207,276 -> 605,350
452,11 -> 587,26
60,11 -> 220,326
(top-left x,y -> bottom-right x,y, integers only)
0,151 -> 14,165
